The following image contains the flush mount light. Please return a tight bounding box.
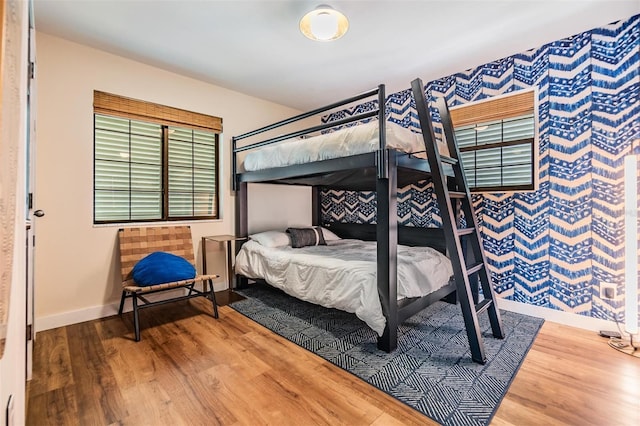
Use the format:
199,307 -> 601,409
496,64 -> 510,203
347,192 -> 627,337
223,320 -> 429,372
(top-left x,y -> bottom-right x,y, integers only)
299,4 -> 349,42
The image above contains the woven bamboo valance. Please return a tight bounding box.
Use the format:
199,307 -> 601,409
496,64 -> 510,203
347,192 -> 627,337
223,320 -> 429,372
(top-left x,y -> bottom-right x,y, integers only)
450,90 -> 534,127
94,91 -> 222,133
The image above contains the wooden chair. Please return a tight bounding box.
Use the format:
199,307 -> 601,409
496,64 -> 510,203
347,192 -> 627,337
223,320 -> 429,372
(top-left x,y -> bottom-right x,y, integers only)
117,226 -> 219,341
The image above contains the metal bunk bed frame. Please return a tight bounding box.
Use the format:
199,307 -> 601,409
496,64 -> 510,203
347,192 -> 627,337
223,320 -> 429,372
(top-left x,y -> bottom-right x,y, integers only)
231,84 -> 457,353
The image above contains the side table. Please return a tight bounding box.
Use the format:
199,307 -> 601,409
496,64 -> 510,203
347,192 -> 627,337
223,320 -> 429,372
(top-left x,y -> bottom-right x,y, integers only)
202,235 -> 247,293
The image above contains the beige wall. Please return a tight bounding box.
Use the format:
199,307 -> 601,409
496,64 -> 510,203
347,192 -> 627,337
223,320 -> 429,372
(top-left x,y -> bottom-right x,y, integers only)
35,32 -> 311,328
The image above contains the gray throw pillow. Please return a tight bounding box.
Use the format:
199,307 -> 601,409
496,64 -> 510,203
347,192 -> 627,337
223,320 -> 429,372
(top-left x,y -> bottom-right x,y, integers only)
286,227 -> 327,248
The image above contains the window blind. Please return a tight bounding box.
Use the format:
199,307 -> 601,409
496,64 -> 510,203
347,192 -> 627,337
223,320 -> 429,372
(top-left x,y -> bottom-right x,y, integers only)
93,92 -> 220,223
95,115 -> 163,222
450,90 -> 534,127
94,91 -> 222,133
452,90 -> 536,192
168,127 -> 218,218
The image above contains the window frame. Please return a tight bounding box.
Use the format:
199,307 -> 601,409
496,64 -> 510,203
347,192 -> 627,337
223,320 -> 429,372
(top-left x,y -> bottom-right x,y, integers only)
450,89 -> 538,193
93,91 -> 221,224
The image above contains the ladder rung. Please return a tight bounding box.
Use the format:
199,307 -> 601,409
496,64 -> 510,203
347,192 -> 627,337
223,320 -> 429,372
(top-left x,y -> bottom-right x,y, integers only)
456,227 -> 475,236
466,262 -> 484,276
440,155 -> 458,165
449,191 -> 466,199
475,299 -> 493,315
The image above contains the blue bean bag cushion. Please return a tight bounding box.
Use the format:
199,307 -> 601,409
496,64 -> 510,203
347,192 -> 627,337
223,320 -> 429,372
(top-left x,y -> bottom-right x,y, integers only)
132,251 -> 196,287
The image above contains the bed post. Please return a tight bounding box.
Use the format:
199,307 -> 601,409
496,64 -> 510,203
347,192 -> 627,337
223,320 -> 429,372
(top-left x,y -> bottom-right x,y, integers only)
232,136 -> 238,192
235,181 -> 248,239
377,84 -> 387,179
235,181 -> 248,287
376,149 -> 398,352
311,186 -> 322,226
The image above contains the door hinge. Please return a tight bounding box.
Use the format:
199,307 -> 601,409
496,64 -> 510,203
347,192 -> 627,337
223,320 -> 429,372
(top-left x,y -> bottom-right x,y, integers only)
29,61 -> 35,79
26,324 -> 33,341
28,193 -> 33,210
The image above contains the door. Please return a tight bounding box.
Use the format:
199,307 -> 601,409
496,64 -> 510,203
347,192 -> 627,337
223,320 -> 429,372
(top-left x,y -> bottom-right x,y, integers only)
25,0 -> 38,381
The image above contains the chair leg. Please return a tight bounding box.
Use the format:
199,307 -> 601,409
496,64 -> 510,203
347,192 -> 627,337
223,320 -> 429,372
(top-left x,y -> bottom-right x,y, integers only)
186,282 -> 195,296
132,293 -> 141,342
209,279 -> 219,319
118,291 -> 127,315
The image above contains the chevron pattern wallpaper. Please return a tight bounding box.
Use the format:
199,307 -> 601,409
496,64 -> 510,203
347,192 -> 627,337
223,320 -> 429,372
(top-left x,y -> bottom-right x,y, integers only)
321,15 -> 639,322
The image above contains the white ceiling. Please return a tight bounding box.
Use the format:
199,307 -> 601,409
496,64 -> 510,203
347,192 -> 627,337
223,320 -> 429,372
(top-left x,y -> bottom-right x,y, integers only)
34,0 -> 639,111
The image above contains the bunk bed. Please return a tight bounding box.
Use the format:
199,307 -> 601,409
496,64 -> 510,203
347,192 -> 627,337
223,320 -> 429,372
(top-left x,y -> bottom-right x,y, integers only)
231,84 -> 458,352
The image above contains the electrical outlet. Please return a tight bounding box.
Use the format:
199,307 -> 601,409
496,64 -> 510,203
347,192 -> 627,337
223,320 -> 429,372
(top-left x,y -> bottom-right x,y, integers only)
600,282 -> 618,300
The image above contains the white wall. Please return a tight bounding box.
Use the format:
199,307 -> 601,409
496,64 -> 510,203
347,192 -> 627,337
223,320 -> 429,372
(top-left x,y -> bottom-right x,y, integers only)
247,183 -> 313,233
35,32 -> 311,330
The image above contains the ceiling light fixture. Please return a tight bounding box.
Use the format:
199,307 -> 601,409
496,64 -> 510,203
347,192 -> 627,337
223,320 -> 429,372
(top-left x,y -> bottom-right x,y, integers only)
300,4 -> 349,42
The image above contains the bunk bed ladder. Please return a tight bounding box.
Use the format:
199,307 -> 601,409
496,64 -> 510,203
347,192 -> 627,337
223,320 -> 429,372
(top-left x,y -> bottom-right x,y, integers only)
410,78 -> 505,364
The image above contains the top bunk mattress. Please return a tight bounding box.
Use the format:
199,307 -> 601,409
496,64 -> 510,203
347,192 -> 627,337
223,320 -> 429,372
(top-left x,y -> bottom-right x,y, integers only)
242,121 -> 426,172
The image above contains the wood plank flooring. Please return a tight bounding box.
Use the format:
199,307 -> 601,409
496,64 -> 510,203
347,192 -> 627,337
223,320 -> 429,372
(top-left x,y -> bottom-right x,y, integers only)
27,296 -> 640,425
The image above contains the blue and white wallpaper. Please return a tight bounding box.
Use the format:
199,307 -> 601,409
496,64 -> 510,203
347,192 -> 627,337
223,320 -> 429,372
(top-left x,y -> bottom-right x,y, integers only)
321,15 -> 639,323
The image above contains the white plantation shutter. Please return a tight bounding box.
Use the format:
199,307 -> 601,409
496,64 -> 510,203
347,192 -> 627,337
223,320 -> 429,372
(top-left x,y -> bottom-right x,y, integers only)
93,92 -> 220,223
452,90 -> 535,192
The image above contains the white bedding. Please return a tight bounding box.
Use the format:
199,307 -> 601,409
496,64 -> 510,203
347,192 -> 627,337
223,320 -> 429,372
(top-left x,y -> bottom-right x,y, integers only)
242,121 -> 426,172
234,239 -> 453,336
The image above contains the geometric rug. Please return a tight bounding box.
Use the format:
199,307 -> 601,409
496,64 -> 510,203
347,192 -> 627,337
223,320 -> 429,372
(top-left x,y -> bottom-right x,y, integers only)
231,282 -> 544,426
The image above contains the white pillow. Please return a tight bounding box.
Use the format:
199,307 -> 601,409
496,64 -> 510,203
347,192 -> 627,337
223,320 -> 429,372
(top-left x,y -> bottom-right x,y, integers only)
249,231 -> 291,247
320,227 -> 341,241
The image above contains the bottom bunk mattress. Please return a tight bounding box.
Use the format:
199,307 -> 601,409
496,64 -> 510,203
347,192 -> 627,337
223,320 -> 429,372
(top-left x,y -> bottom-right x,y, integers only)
234,239 -> 453,336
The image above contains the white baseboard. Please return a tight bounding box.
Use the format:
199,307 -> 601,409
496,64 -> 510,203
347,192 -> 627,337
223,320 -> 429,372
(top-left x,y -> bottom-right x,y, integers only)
36,301 -> 123,332
35,285 -> 225,332
36,288 -> 621,334
497,298 -> 620,332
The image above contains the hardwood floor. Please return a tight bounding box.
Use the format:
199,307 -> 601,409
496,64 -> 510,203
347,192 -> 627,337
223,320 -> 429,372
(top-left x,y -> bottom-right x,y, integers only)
27,297 -> 640,425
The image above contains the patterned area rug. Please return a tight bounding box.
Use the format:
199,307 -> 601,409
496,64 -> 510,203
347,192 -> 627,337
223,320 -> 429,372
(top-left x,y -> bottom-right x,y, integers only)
231,283 -> 543,426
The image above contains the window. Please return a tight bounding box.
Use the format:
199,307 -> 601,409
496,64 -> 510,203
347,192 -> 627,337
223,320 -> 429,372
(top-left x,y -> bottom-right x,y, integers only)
93,91 -> 221,223
451,90 -> 536,192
